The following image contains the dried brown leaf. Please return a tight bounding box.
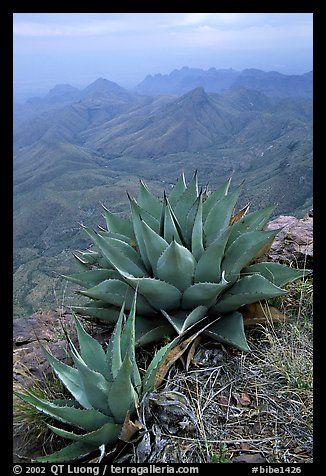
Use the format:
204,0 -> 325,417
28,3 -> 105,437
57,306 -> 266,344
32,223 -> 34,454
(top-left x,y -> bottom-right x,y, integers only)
154,335 -> 197,389
119,410 -> 143,442
240,392 -> 251,406
185,336 -> 202,371
242,303 -> 286,326
230,203 -> 250,225
154,318 -> 219,389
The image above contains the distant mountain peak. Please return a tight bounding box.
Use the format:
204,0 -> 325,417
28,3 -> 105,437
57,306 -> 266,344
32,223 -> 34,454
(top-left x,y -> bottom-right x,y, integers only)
174,87 -> 212,110
184,86 -> 209,101
46,83 -> 80,98
82,77 -> 126,95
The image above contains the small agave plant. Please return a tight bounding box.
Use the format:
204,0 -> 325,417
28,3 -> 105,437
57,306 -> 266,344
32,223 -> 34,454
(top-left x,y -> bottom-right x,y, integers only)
14,292 -> 175,463
68,172 -> 310,351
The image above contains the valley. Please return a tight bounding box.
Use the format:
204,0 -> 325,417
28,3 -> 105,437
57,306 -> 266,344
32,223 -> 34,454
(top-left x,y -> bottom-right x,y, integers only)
13,68 -> 313,318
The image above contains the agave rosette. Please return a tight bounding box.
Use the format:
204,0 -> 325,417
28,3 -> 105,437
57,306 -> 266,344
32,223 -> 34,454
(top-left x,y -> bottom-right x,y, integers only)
68,172 -> 309,351
14,292 -> 176,462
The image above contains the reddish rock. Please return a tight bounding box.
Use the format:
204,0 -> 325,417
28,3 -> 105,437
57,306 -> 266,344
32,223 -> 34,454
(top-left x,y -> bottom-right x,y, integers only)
13,310 -> 113,387
265,210 -> 313,268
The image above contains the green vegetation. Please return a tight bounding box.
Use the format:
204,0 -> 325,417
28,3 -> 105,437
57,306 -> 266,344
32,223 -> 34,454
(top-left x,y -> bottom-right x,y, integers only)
14,291 -> 178,462
14,276 -> 313,463
66,172 -> 310,351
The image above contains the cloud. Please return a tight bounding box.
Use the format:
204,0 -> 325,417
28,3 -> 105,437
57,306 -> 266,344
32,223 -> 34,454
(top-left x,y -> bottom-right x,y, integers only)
167,12 -> 312,32
13,18 -> 127,37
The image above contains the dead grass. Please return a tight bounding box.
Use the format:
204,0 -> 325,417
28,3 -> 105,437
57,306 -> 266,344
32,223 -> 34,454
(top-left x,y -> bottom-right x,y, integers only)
13,366 -> 71,462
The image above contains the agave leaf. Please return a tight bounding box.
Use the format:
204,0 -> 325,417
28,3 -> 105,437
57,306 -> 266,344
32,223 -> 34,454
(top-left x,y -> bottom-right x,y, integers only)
97,229 -> 135,246
106,303 -> 125,379
128,196 -> 152,271
48,420 -> 121,446
14,391 -> 110,432
222,229 -> 279,284
102,205 -> 135,239
241,262 -> 312,287
202,177 -> 232,221
161,306 -> 208,334
77,279 -> 129,306
142,335 -> 180,395
168,172 -> 187,207
123,276 -> 182,312
181,275 -> 228,310
204,312 -> 250,352
185,193 -> 201,245
47,399 -> 82,408
213,274 -> 287,314
35,441 -> 95,463
76,246 -> 113,270
69,347 -> 111,416
94,253 -> 113,270
226,204 -> 276,249
129,195 -> 160,233
73,252 -> 96,270
41,347 -> 92,410
160,310 -> 188,334
194,228 -> 231,283
174,171 -> 199,230
84,228 -> 148,278
79,279 -> 154,315
108,352 -> 139,423
73,316 -> 109,379
135,315 -> 176,346
63,269 -> 121,288
119,292 -> 142,392
99,236 -> 143,270
139,218 -> 169,274
203,186 -> 242,247
72,304 -> 121,323
162,195 -> 185,245
191,192 -> 205,261
156,241 -> 196,292
119,295 -> 135,359
138,179 -> 162,220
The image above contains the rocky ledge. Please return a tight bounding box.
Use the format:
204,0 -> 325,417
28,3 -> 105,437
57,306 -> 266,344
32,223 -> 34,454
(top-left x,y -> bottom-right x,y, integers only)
264,210 -> 313,268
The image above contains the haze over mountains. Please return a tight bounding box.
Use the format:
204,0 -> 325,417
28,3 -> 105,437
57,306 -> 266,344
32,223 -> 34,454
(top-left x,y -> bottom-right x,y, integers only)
134,67 -> 313,97
13,67 -> 313,318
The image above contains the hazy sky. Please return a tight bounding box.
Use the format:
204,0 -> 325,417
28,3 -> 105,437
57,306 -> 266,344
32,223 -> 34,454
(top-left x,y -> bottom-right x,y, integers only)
13,13 -> 313,100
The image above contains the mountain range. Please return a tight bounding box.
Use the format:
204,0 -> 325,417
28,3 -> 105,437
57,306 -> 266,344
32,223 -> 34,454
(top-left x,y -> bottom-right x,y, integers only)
13,67 -> 313,318
134,67 -> 313,97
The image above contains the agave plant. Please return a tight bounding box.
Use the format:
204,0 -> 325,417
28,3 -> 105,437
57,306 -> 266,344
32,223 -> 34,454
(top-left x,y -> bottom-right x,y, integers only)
14,292 -> 175,463
68,172 -> 310,351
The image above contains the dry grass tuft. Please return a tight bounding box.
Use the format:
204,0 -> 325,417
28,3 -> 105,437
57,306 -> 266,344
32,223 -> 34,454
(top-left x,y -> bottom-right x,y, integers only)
120,277 -> 313,464
13,367 -> 71,462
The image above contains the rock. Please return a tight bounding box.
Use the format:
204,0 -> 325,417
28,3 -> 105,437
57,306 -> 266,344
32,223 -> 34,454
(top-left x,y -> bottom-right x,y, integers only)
264,210 -> 313,268
232,453 -> 267,463
13,310 -> 74,386
13,310 -> 113,387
